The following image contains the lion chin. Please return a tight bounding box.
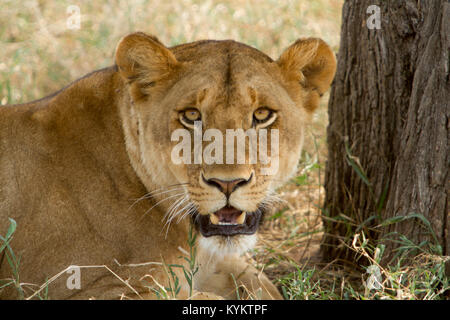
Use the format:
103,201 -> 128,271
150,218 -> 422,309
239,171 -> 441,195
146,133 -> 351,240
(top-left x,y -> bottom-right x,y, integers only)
198,234 -> 258,258
191,204 -> 264,255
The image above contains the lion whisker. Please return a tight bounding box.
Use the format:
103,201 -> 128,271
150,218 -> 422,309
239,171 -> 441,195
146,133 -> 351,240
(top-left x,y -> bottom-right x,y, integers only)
175,202 -> 196,224
163,194 -> 188,222
163,197 -> 198,238
139,192 -> 186,221
157,195 -> 186,237
129,186 -> 186,211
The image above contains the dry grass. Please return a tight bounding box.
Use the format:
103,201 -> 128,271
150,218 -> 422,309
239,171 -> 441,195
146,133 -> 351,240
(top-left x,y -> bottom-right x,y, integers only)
0,0 -> 343,104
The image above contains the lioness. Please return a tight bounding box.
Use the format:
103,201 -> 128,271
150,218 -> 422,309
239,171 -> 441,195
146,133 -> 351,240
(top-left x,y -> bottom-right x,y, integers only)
0,32 -> 335,299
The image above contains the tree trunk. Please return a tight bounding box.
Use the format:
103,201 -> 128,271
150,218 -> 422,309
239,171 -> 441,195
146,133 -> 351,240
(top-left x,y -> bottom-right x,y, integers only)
322,0 -> 449,263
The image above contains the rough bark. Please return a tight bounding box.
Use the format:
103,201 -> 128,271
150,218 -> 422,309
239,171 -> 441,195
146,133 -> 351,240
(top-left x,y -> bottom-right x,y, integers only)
322,0 -> 449,263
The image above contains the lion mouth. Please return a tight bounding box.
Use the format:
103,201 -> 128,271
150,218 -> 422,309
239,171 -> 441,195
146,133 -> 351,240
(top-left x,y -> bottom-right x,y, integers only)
193,206 -> 263,237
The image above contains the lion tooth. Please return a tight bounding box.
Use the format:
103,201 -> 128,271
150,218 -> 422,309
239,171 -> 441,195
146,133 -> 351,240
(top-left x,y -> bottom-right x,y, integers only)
236,212 -> 246,224
210,214 -> 220,225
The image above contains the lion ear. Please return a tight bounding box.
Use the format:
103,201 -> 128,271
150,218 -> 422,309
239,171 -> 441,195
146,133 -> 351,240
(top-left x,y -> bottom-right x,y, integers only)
277,38 -> 336,112
115,32 -> 179,99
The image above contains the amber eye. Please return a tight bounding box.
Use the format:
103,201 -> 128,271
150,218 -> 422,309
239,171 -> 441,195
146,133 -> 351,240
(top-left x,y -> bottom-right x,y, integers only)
183,109 -> 201,122
254,108 -> 271,121
253,107 -> 276,127
180,108 -> 201,127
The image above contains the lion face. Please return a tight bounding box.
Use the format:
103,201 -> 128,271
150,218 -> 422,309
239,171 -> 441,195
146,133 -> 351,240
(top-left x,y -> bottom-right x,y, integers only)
115,33 -> 336,254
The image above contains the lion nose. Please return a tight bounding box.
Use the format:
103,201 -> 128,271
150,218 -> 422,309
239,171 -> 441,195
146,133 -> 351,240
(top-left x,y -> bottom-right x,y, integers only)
204,174 -> 252,197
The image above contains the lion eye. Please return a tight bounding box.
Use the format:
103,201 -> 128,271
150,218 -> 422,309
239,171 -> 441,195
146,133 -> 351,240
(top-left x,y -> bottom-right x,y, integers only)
253,107 -> 276,127
180,108 -> 201,128
253,107 -> 277,127
254,108 -> 271,121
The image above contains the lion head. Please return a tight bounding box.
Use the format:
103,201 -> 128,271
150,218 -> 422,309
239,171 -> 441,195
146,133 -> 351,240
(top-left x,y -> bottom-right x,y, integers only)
115,32 -> 336,256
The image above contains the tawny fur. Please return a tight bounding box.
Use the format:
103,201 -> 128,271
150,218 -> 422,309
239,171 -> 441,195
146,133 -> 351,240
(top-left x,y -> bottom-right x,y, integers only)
0,32 -> 335,299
